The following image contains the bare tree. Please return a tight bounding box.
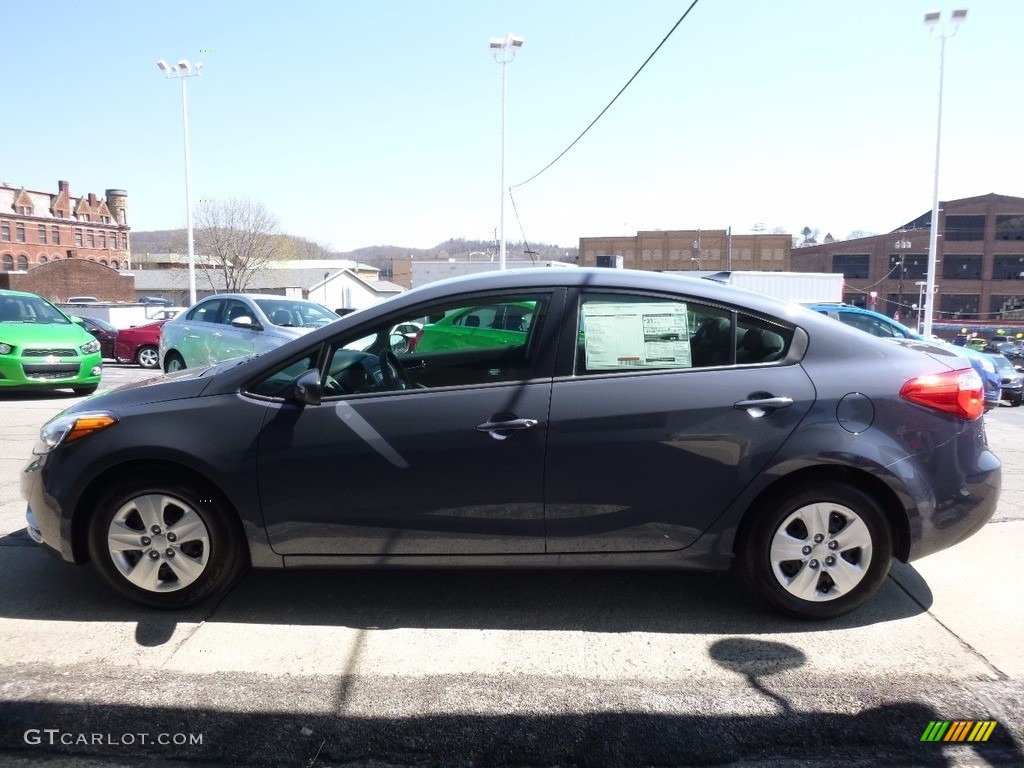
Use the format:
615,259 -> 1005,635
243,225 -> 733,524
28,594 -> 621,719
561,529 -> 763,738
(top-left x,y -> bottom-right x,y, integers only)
275,235 -> 336,261
195,198 -> 281,293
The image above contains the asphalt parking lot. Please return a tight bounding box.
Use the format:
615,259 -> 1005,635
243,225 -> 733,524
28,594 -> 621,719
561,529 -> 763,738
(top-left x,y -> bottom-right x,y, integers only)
0,363 -> 1022,767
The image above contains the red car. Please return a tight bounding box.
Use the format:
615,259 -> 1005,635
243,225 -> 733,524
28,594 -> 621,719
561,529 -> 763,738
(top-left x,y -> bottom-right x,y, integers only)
114,320 -> 167,369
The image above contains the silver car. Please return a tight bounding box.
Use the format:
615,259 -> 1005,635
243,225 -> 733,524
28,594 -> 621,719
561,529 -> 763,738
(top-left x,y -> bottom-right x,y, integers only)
159,294 -> 338,372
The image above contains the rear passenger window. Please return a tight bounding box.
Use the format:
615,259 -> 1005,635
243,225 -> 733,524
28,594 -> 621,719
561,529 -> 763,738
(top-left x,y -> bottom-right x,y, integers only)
576,293 -> 792,374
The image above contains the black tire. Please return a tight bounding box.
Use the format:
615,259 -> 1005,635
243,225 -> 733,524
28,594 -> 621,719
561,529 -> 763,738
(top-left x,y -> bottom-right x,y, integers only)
136,345 -> 160,369
86,474 -> 249,609
73,384 -> 99,396
1011,398 -> 1022,408
164,351 -> 186,373
738,482 -> 893,619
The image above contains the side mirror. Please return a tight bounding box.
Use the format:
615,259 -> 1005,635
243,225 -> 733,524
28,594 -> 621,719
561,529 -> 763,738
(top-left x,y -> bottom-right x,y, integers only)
290,369 -> 322,406
71,316 -> 85,325
230,315 -> 260,330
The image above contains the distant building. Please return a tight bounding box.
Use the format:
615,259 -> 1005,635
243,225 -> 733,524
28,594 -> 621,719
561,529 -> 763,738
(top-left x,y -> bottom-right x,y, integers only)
578,229 -> 791,273
391,257 -> 577,289
130,265 -> 402,310
0,180 -> 130,272
790,193 -> 1024,321
0,258 -> 135,303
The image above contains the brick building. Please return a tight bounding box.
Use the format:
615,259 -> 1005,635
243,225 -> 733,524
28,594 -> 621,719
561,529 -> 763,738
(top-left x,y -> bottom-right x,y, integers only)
0,258 -> 136,303
578,229 -> 792,273
0,180 -> 130,272
790,193 -> 1024,322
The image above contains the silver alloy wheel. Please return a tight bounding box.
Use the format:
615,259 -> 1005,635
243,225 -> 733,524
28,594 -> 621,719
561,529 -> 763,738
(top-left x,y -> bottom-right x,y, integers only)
106,494 -> 210,593
768,501 -> 873,602
136,346 -> 159,368
166,355 -> 184,372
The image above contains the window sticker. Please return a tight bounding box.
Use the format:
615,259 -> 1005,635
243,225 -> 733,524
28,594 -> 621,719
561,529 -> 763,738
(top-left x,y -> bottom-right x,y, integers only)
582,302 -> 691,370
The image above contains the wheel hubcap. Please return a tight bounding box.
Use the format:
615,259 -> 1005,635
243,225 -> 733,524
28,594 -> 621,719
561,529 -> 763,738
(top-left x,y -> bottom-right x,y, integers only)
139,348 -> 158,367
106,494 -> 210,593
769,502 -> 873,602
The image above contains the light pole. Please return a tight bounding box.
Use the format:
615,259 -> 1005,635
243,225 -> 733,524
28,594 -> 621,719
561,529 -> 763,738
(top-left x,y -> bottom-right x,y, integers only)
922,8 -> 967,338
894,233 -> 913,320
489,33 -> 524,271
916,281 -> 929,333
157,58 -> 203,305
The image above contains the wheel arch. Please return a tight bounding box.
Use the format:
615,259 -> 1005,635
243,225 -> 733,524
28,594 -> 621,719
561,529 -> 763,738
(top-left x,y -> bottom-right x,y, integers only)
71,458 -> 249,567
162,349 -> 185,372
732,465 -> 911,564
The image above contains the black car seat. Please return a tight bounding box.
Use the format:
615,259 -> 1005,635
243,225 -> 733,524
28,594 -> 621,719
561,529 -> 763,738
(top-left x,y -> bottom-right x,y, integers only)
691,316 -> 731,367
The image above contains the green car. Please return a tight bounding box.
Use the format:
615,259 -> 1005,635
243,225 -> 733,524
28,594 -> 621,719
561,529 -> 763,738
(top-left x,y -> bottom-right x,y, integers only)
0,289 -> 103,395
414,301 -> 536,353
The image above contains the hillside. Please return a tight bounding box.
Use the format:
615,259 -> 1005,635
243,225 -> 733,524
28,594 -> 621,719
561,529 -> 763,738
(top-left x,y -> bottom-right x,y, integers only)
129,231 -> 578,275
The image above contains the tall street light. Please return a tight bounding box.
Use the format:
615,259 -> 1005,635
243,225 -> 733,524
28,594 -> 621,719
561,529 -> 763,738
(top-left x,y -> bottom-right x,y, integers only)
922,8 -> 967,337
489,33 -> 524,271
157,58 -> 203,305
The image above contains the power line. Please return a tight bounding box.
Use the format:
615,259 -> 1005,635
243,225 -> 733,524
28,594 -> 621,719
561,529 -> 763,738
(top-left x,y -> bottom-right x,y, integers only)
508,1 -> 701,250
511,0 -> 702,190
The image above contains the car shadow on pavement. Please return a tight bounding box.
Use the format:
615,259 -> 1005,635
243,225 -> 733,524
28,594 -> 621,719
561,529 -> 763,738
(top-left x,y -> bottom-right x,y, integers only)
1,692 -> 1020,767
1,531 -> 932,643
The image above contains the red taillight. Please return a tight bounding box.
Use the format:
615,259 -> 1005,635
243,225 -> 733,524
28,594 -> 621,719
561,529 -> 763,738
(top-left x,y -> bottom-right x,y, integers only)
900,368 -> 984,421
408,331 -> 422,353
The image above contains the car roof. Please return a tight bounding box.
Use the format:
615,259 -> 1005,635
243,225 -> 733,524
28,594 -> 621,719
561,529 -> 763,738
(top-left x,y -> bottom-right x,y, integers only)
0,288 -> 46,299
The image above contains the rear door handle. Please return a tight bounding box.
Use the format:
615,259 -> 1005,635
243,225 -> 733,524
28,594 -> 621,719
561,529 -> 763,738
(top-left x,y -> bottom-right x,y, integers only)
475,418 -> 538,440
734,396 -> 793,418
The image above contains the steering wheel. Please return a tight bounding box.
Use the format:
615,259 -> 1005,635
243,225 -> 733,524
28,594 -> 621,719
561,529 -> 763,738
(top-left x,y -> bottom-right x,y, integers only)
323,375 -> 347,396
378,350 -> 412,391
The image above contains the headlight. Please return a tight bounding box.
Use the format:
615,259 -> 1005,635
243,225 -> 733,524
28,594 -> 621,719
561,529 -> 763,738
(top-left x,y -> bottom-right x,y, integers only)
0,342 -> 12,355
33,411 -> 118,455
80,340 -> 101,355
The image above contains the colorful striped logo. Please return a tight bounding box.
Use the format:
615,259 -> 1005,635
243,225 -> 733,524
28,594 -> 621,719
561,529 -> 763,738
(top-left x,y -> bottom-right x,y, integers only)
921,721 -> 997,742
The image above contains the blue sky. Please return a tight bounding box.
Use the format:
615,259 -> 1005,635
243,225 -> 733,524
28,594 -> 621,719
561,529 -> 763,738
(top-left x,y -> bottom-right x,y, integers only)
5,1 -> 1022,253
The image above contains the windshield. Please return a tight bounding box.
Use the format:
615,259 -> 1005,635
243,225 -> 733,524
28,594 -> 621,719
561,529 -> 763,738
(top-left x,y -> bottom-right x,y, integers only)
0,295 -> 71,324
253,299 -> 338,329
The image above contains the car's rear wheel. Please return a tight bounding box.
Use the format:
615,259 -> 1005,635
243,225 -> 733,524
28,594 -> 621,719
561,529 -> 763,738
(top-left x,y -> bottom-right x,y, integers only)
739,482 -> 893,619
164,352 -> 185,373
87,476 -> 248,609
136,345 -> 160,369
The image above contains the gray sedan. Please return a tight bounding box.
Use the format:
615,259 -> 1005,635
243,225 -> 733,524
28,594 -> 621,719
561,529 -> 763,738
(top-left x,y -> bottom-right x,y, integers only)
158,293 -> 337,371
23,269 -> 999,619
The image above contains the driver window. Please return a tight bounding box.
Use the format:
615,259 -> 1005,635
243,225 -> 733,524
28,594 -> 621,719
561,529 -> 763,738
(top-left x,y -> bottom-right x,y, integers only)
321,291 -> 550,396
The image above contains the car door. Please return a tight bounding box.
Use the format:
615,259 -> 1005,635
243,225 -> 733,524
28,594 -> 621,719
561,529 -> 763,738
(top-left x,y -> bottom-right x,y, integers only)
178,298 -> 225,367
252,288 -> 562,556
211,298 -> 259,363
544,290 -> 816,553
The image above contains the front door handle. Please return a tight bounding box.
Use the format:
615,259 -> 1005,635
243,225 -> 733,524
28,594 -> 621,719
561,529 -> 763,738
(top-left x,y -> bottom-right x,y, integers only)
734,396 -> 793,418
475,418 -> 538,440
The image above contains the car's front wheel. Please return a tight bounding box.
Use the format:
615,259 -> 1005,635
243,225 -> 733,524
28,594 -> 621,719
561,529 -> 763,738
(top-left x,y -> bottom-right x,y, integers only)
738,482 -> 893,619
136,345 -> 160,369
87,476 -> 249,609
73,384 -> 98,396
164,352 -> 186,373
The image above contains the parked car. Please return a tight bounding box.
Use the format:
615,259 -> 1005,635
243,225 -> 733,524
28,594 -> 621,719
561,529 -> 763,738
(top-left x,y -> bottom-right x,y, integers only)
23,269 -> 999,618
0,288 -> 102,394
73,316 -> 119,360
140,296 -> 172,306
114,320 -> 168,369
806,303 -> 1002,411
159,294 -> 339,372
415,301 -> 535,353
66,296 -> 101,306
986,353 -> 1024,406
147,308 -> 184,321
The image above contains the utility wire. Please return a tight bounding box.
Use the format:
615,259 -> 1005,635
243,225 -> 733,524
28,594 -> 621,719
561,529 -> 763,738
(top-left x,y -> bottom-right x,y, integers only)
512,0 -> 701,191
